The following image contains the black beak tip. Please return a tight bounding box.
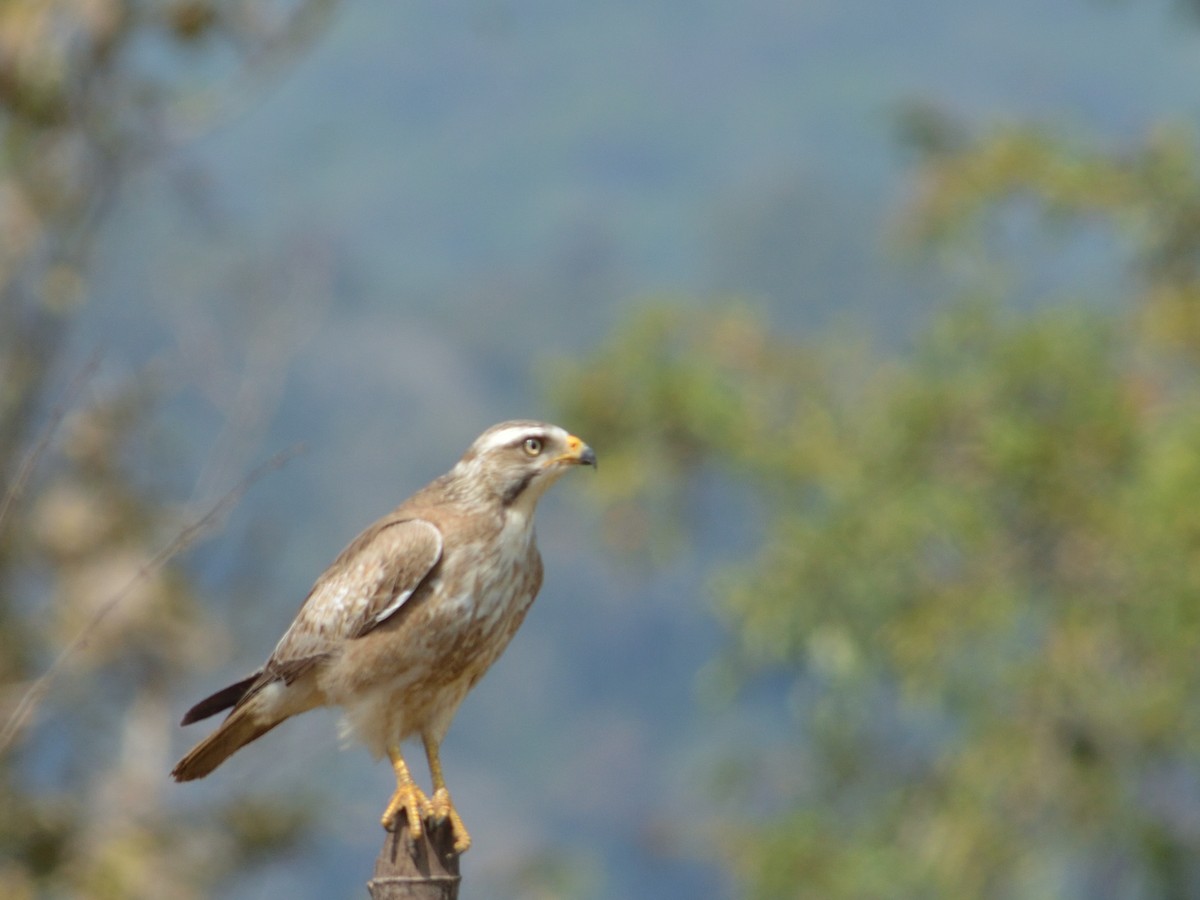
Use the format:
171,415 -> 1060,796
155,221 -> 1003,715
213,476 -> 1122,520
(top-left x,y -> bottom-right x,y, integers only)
580,446 -> 597,469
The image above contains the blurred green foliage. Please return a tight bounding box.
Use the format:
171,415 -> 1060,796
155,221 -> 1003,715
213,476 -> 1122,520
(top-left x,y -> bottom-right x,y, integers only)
554,125 -> 1200,898
0,2 -> 334,897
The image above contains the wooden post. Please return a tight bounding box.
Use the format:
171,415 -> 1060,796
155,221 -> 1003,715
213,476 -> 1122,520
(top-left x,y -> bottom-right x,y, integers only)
366,819 -> 461,899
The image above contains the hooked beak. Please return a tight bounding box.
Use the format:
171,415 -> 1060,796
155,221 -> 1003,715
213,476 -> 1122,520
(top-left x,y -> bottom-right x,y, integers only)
558,434 -> 597,469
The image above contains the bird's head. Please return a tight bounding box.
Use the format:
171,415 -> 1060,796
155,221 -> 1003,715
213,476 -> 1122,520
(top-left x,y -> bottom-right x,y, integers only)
452,420 -> 596,513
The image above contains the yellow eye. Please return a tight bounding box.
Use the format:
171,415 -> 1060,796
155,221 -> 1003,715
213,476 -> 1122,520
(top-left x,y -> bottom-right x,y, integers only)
523,437 -> 544,456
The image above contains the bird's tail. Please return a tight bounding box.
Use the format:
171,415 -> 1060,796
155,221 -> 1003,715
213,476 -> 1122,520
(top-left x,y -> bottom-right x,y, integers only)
180,672 -> 260,726
171,701 -> 284,782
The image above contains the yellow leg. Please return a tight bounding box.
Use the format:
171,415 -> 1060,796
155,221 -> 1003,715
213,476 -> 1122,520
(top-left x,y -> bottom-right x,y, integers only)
423,734 -> 471,854
380,745 -> 431,839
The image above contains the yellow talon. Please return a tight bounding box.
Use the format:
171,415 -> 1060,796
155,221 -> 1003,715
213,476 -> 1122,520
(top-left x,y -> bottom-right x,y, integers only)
382,746 -> 430,839
424,734 -> 471,854
429,786 -> 471,853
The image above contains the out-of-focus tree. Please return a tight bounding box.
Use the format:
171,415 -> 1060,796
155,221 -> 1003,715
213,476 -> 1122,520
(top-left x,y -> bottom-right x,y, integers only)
553,124 -> 1200,898
0,2 -> 337,896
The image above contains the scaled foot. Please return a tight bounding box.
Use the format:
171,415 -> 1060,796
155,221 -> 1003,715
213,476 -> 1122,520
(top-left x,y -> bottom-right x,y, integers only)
381,780 -> 432,842
429,787 -> 471,854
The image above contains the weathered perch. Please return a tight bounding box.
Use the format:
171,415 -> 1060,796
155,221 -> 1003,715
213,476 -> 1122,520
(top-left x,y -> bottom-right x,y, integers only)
367,818 -> 461,899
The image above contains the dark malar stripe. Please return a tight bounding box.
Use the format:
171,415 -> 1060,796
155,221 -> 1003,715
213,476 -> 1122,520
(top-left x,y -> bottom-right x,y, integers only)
501,471 -> 537,506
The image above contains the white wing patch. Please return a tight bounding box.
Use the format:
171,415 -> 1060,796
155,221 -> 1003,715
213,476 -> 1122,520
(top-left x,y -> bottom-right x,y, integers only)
267,517 -> 444,665
367,518 -> 443,626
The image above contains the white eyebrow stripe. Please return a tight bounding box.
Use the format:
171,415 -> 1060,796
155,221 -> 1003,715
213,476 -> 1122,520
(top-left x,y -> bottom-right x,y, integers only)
475,424 -> 564,454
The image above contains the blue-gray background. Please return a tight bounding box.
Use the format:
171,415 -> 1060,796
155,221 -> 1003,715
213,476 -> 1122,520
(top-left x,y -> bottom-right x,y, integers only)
77,1 -> 1199,896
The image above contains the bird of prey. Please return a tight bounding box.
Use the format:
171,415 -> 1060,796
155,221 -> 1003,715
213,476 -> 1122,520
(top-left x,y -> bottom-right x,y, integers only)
171,420 -> 595,853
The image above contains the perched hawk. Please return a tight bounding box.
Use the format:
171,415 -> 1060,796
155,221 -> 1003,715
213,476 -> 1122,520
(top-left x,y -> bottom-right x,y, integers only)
172,420 -> 595,853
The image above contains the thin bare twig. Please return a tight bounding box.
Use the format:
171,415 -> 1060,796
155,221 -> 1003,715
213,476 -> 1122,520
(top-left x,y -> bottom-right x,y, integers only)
164,0 -> 345,145
0,444 -> 304,755
0,352 -> 103,538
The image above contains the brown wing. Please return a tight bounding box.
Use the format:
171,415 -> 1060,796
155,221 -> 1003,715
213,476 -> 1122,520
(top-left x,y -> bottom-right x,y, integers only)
262,516 -> 444,677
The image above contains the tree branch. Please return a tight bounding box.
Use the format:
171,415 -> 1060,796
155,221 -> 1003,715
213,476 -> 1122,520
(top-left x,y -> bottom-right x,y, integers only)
0,444 -> 304,755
